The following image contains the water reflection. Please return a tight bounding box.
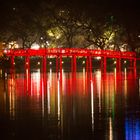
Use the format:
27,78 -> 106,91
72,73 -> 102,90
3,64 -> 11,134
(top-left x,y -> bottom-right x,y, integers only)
125,117 -> 140,140
90,79 -> 94,132
0,68 -> 140,140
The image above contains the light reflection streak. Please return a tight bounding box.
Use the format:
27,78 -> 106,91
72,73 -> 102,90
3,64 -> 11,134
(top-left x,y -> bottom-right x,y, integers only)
114,68 -> 116,93
96,70 -> 101,113
31,69 -> 40,97
62,69 -> 65,95
47,68 -> 52,114
47,81 -> 50,114
124,68 -> 127,97
125,119 -> 140,140
41,74 -> 45,118
109,117 -> 113,140
57,80 -> 60,120
26,69 -> 29,94
83,68 -> 86,94
49,68 -> 52,87
139,78 -> 140,97
9,75 -> 15,120
0,69 -> 2,76
91,80 -> 94,131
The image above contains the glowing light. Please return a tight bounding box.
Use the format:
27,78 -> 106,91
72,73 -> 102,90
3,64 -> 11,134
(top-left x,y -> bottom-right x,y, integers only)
114,61 -> 116,64
8,41 -> 19,49
82,61 -> 85,64
37,62 -> 40,65
56,35 -> 60,39
46,41 -> 50,46
96,57 -> 101,60
31,43 -> 40,50
3,49 -> 7,53
124,60 -> 127,64
49,62 -> 52,65
41,44 -> 44,48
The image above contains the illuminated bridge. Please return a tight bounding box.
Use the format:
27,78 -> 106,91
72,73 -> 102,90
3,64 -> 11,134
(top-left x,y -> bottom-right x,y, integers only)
2,48 -> 137,72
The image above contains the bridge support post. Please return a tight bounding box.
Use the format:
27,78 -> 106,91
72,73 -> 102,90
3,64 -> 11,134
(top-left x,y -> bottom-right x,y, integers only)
86,56 -> 92,72
59,55 -> 62,72
129,59 -> 133,69
133,58 -> 137,78
101,56 -> 106,74
133,58 -> 136,69
10,56 -> 15,73
11,56 -> 15,69
86,56 -> 89,72
25,56 -> 30,70
56,56 -> 63,80
56,56 -> 59,73
59,56 -> 62,82
89,56 -> 92,73
116,58 -> 121,72
87,56 -> 92,80
42,56 -> 47,73
25,56 -> 31,94
72,55 -> 76,72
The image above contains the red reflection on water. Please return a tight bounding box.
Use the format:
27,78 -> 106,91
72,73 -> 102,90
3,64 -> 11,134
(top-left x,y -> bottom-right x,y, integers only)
6,68 -> 137,100
1,66 -> 139,140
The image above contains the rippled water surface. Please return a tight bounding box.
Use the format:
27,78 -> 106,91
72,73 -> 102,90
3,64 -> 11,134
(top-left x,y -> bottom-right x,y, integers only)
0,68 -> 140,140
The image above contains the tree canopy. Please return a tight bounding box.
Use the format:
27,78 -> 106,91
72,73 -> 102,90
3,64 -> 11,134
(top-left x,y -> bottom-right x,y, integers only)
0,0 -> 140,51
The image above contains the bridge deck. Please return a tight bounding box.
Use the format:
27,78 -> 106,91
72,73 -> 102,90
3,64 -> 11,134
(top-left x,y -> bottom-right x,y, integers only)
3,48 -> 137,59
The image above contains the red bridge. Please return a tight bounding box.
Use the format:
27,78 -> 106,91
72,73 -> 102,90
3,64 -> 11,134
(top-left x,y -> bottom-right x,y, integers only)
2,48 -> 137,73
3,48 -> 136,58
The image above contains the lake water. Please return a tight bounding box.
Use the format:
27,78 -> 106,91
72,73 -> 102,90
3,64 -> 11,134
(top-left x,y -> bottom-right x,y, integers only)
0,68 -> 140,140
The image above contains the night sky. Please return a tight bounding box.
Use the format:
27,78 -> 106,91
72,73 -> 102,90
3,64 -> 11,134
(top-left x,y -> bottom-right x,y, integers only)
0,0 -> 140,29
0,0 -> 139,13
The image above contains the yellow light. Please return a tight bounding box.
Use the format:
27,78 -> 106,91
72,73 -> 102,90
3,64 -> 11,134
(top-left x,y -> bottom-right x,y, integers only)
31,43 -> 40,50
96,57 -> 101,60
